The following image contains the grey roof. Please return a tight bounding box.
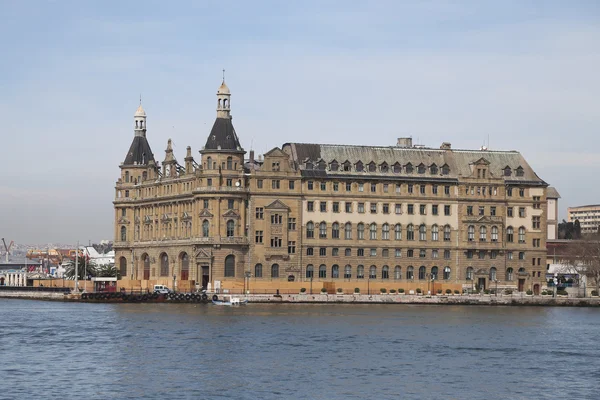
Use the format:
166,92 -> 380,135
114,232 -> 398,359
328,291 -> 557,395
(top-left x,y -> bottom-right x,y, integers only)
282,143 -> 546,185
124,136 -> 155,165
546,186 -> 561,199
202,117 -> 244,153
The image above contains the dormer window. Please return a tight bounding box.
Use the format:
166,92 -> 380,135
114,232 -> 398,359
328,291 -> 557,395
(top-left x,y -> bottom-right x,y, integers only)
392,162 -> 401,173
441,164 -> 450,175
516,166 -> 524,177
330,160 -> 339,171
305,161 -> 313,170
368,161 -> 376,172
503,167 -> 512,176
405,163 -> 413,174
342,161 -> 351,171
271,162 -> 280,171
430,164 -> 438,175
417,164 -> 426,174
317,160 -> 326,170
380,162 -> 389,173
355,161 -> 364,172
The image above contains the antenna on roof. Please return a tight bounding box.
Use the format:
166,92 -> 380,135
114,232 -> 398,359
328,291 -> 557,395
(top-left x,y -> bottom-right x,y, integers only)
222,68 -> 226,82
139,94 -> 142,105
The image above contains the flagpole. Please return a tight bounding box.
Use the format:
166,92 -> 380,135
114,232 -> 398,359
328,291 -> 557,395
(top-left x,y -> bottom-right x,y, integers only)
75,241 -> 79,292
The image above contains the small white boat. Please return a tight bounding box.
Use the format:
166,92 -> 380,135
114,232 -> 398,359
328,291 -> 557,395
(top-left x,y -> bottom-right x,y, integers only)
212,295 -> 248,306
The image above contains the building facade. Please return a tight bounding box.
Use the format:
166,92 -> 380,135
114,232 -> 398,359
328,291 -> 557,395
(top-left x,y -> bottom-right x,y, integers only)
568,205 -> 600,234
114,81 -> 549,294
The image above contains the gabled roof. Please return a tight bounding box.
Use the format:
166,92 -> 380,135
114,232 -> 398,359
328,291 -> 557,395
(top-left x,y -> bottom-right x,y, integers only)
202,117 -> 244,153
265,199 -> 290,210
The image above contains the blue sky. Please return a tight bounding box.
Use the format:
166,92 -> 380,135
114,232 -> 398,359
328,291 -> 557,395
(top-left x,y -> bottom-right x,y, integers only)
1,0 -> 599,244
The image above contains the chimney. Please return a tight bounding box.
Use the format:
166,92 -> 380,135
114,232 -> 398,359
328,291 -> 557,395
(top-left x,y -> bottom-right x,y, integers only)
249,150 -> 255,164
440,142 -> 451,150
396,137 -> 413,148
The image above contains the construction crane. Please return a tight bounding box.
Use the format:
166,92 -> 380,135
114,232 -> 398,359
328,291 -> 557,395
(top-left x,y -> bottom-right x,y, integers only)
2,238 -> 14,263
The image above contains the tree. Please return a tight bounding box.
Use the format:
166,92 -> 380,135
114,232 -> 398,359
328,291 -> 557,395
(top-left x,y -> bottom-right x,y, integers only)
64,256 -> 97,280
97,264 -> 121,280
574,219 -> 582,239
564,239 -> 600,296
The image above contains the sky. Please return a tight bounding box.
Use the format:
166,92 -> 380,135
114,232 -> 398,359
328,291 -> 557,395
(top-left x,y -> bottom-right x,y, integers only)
0,0 -> 599,245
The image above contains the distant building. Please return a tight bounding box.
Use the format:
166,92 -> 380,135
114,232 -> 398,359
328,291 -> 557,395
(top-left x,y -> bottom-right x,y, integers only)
546,187 -> 560,240
568,205 -> 600,234
114,79 -> 551,294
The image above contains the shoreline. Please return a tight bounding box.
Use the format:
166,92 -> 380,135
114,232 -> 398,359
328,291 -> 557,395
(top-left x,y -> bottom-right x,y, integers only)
1,291 -> 600,307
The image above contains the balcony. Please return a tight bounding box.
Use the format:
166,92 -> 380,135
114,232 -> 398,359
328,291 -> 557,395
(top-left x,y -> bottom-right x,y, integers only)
193,186 -> 249,193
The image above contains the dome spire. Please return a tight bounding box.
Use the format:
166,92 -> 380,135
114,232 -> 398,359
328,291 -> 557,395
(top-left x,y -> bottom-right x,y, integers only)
217,71 -> 231,118
134,97 -> 147,137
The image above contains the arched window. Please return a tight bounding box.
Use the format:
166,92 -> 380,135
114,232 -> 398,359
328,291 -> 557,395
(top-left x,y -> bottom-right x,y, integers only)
255,263 -> 263,278
419,224 -> 427,241
466,267 -> 473,281
319,222 -> 327,238
357,223 -> 365,240
319,264 -> 327,278
332,222 -> 340,239
407,224 -> 414,241
394,266 -> 401,280
518,267 -> 526,275
480,226 -> 487,241
226,220 -> 235,237
491,226 -> 499,242
160,253 -> 169,276
332,264 -> 339,278
306,222 -> 314,238
395,224 -> 402,240
206,156 -> 212,169
345,223 -> 352,239
431,266 -> 438,280
306,264 -> 314,279
507,226 -> 514,242
369,265 -> 377,279
444,225 -> 451,241
406,266 -> 414,280
180,253 -> 189,280
119,257 -> 127,277
344,265 -> 352,279
506,267 -> 514,281
518,227 -> 525,243
226,156 -> 233,170
225,255 -> 235,277
489,267 -> 497,281
271,264 -> 279,278
120,226 -> 127,241
468,225 -> 475,241
202,220 -> 210,237
357,265 -> 365,279
431,224 -> 439,241
382,223 -> 390,240
370,223 -> 377,240
418,266 -> 426,280
382,265 -> 389,279
143,254 -> 150,280
443,266 -> 451,280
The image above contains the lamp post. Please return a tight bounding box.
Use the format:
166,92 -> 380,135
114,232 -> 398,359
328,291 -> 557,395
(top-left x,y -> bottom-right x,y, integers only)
367,276 -> 370,296
244,271 -> 251,295
495,279 -> 498,297
310,275 -> 313,295
553,273 -> 558,298
173,274 -> 176,293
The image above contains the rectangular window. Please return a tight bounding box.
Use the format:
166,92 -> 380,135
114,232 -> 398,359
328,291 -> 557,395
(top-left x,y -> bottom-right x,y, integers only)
432,205 -> 438,215
370,248 -> 377,257
519,251 -> 525,260
333,182 -> 339,192
467,250 -> 473,259
255,207 -> 264,219
358,183 -> 364,192
319,247 -> 326,256
507,251 -> 513,260
358,203 -> 365,213
507,187 -> 513,196
519,188 -> 525,197
370,203 -> 377,214
255,231 -> 263,244
407,249 -> 414,258
345,248 -> 352,257
307,201 -> 314,212
408,184 -> 414,194
507,207 -> 513,217
444,205 -> 451,216
432,185 -> 438,195
444,185 -> 450,195
203,199 -> 209,209
408,204 -> 414,215
478,250 -> 485,259
256,179 -> 262,189
320,182 -> 326,191
395,204 -> 402,214
346,182 -> 352,192
333,202 -> 340,213
226,178 -> 232,187
444,250 -> 450,260
345,202 -> 352,213
479,206 -> 485,216
420,185 -> 426,195
467,206 -> 473,216
288,180 -> 295,190
307,247 -> 314,256
519,207 -> 525,218
307,181 -> 314,190
490,206 -> 496,216
533,196 -> 541,209
288,218 -> 296,230
383,203 -> 390,214
371,183 -> 377,193
270,237 -> 282,248
395,249 -> 401,257
419,204 -> 426,215
419,249 -> 426,258
490,250 -> 497,259
432,249 -> 439,259
395,184 -> 401,194
532,216 -> 541,229
270,214 -> 282,224
383,184 -> 389,193
288,241 -> 296,254
271,180 -> 280,189
357,248 -> 364,257
228,199 -> 235,209
332,248 -> 339,256
382,248 -> 389,257
533,238 -> 541,247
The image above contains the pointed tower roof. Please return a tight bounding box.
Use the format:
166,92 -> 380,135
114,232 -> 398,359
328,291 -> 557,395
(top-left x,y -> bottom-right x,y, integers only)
201,79 -> 244,154
163,139 -> 176,163
134,104 -> 146,117
123,101 -> 154,165
217,81 -> 230,95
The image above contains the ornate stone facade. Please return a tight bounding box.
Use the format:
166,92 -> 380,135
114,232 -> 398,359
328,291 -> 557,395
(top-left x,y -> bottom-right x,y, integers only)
114,81 -> 549,294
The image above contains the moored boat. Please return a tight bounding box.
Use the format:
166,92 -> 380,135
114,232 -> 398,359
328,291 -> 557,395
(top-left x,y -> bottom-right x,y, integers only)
212,295 -> 248,306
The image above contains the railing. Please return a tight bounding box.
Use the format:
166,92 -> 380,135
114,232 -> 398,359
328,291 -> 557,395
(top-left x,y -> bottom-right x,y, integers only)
0,285 -> 71,293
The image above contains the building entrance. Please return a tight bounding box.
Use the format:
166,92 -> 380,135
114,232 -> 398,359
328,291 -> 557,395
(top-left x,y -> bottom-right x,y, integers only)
518,279 -> 525,292
477,277 -> 486,291
201,266 -> 209,289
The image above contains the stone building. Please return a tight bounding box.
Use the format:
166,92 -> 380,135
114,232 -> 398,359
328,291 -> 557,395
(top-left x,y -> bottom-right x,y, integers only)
568,204 -> 600,234
114,80 -> 549,294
